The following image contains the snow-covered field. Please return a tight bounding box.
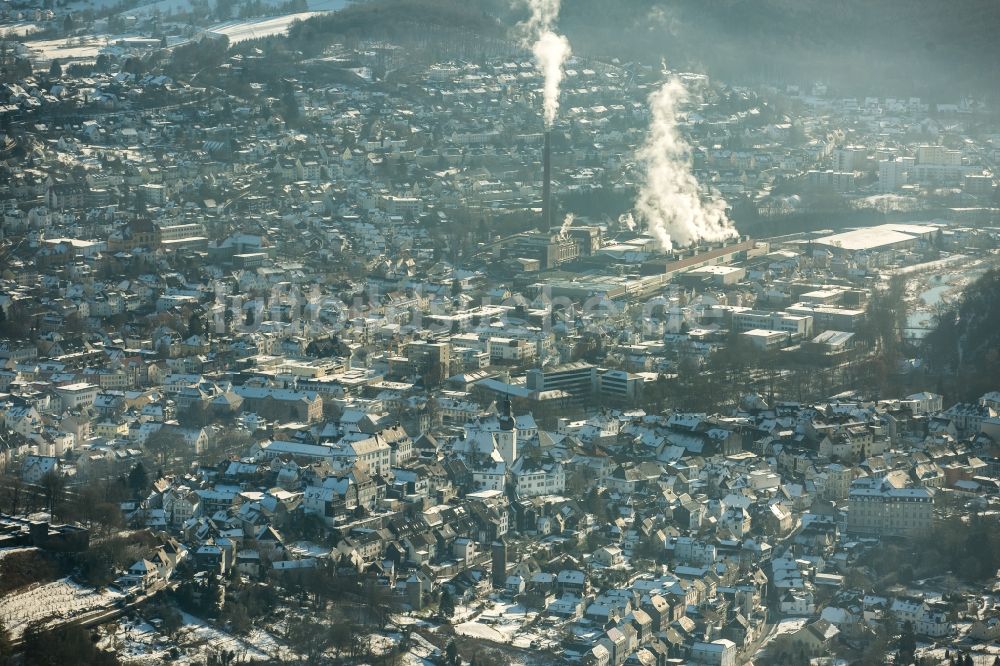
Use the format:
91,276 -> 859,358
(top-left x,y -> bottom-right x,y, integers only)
15,0 -> 359,63
454,620 -> 506,642
203,12 -> 323,44
0,577 -> 122,640
63,0 -> 351,17
23,35 -> 110,61
0,22 -> 42,38
917,646 -> 1000,666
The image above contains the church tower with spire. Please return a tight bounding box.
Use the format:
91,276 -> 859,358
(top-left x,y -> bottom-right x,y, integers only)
496,395 -> 517,465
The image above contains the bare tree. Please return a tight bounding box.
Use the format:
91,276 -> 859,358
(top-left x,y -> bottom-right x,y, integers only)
38,470 -> 66,520
144,427 -> 185,467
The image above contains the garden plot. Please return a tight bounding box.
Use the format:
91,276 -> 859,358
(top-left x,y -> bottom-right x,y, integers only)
0,577 -> 122,640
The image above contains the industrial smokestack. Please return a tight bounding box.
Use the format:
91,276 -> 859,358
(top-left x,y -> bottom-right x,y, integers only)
543,130 -> 552,229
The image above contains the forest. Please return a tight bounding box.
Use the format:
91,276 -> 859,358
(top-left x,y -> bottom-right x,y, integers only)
922,269 -> 1000,402
285,0 -> 1000,97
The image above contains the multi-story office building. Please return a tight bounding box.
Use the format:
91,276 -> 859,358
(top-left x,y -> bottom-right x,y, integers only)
732,310 -> 814,339
526,362 -> 598,405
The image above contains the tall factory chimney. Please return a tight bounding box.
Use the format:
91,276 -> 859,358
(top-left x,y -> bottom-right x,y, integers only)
543,130 -> 552,229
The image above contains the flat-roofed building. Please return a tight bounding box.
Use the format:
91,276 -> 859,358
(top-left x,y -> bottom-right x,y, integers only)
684,265 -> 746,286
741,329 -> 790,352
526,362 -> 597,405
55,382 -> 100,410
488,337 -> 536,364
796,330 -> 856,366
597,369 -> 643,404
812,223 -> 936,255
732,310 -> 813,339
798,288 -> 845,305
786,303 -> 865,332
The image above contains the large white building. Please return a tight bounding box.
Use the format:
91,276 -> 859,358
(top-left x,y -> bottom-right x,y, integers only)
890,597 -> 951,637
510,457 -> 565,497
732,310 -> 814,339
878,157 -> 914,192
916,145 -> 962,166
690,639 -> 738,666
55,382 -> 100,410
329,437 -> 392,476
847,477 -> 933,537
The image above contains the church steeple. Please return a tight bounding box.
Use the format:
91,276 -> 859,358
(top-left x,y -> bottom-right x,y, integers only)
499,395 -> 515,433
496,394 -> 517,463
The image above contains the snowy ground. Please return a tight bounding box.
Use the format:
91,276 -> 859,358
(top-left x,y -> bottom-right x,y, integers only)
454,620 -> 506,642
102,601 -> 540,666
174,611 -> 287,662
63,0 -> 351,17
103,609 -> 449,665
451,598 -> 558,651
284,540 -> 331,558
100,611 -> 291,664
770,617 -> 809,636
203,12 -> 324,44
917,645 -> 1000,666
901,256 -> 994,340
0,22 -> 42,38
100,618 -> 174,664
753,617 -> 809,659
23,35 -> 111,61
0,577 -> 123,640
17,0 -> 359,63
0,546 -> 40,561
397,627 -> 438,666
22,11 -> 329,59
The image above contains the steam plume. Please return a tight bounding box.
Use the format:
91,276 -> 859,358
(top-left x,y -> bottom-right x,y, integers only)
521,0 -> 571,127
634,76 -> 736,251
559,212 -> 574,237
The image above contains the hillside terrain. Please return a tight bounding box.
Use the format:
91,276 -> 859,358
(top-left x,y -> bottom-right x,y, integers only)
299,0 -> 1000,96
553,0 -> 1000,96
923,268 -> 1000,401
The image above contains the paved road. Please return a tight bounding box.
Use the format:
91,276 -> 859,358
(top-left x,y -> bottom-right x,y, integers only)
742,619 -> 776,663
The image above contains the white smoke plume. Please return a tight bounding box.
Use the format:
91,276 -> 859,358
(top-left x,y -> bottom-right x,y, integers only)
520,0 -> 571,127
559,212 -> 574,237
618,212 -> 637,232
634,76 -> 736,251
